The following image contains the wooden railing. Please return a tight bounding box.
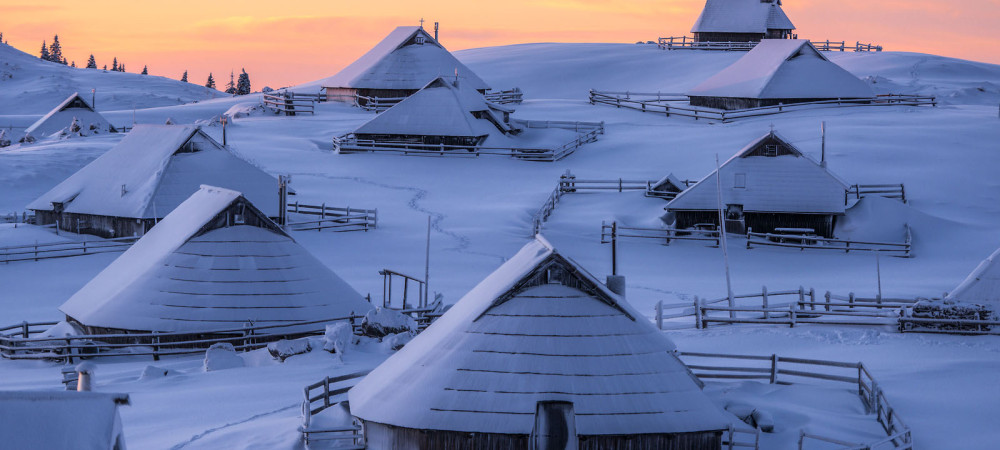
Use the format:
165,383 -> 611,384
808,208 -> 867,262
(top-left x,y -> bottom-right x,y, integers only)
746,225 -> 912,257
1,212 -> 34,224
379,269 -> 427,309
680,352 -> 912,449
0,314 -> 364,362
589,90 -> 936,123
848,184 -> 907,203
334,121 -> 602,162
484,88 -> 524,104
658,37 -> 883,53
286,201 -> 377,232
300,370 -> 370,448
602,221 -> 721,247
1,236 -> 138,264
262,91 -> 317,115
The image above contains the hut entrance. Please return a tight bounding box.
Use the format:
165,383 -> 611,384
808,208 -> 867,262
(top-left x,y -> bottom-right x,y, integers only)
533,401 -> 578,450
725,204 -> 746,234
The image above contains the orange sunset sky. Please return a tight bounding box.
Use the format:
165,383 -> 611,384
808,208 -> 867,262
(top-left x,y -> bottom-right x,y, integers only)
3,0 -> 999,89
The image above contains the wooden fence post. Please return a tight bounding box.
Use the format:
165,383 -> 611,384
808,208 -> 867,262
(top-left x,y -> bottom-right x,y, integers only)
762,286 -> 769,319
770,354 -> 778,384
825,291 -> 832,312
323,376 -> 331,409
789,305 -> 796,328
798,286 -> 805,310
695,297 -> 703,329
809,288 -> 816,311
656,301 -> 663,330
21,321 -> 29,338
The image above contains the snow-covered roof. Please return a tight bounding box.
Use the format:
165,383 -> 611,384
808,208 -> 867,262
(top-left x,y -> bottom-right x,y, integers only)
691,0 -> 795,34
946,246 -> 1000,306
24,92 -> 114,138
349,236 -> 730,436
650,173 -> 686,194
28,124 -> 279,219
0,391 -> 128,450
318,26 -> 489,92
688,40 -> 875,100
667,131 -> 849,214
354,77 -> 514,137
59,186 -> 373,333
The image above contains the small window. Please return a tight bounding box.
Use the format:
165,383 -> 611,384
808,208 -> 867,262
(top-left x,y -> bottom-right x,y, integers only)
734,173 -> 747,189
415,35 -> 426,45
764,145 -> 779,157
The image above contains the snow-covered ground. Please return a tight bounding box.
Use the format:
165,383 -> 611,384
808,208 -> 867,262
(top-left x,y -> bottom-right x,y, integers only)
1,41 -> 999,449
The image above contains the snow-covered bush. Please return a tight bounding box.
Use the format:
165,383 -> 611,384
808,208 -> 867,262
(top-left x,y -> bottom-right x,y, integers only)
203,343 -> 245,371
359,307 -> 418,338
267,338 -> 312,361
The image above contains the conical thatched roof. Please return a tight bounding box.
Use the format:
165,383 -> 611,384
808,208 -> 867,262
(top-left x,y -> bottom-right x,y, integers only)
59,186 -> 372,333
349,236 -> 729,437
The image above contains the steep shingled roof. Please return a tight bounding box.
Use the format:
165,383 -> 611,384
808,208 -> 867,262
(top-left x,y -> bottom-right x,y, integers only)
24,92 -> 114,138
691,0 -> 795,34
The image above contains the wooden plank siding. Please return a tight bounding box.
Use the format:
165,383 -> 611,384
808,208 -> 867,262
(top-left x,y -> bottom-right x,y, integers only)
362,421 -> 722,450
689,96 -> 872,111
674,211 -> 837,238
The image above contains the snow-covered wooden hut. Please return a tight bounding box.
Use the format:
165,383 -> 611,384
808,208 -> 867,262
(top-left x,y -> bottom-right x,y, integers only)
691,0 -> 795,42
59,185 -> 373,335
349,236 -> 731,449
945,246 -> 1000,308
28,124 -> 279,238
23,92 -> 115,140
688,40 -> 874,110
350,76 -> 518,148
319,26 -> 489,106
646,173 -> 688,200
0,391 -> 129,450
665,130 -> 848,237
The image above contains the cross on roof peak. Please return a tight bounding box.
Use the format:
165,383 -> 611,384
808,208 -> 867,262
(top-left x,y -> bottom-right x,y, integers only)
419,18 -> 425,29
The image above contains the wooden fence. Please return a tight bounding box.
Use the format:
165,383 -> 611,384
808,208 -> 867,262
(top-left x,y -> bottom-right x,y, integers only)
602,221 -> 721,247
1,212 -> 34,224
484,88 -> 525,104
680,352 -> 912,449
589,90 -> 936,123
746,225 -> 912,257
1,236 -> 138,264
285,201 -> 377,232
334,121 -> 603,162
848,184 -> 907,203
300,370 -> 370,448
329,87 -> 523,112
262,91 -> 317,115
0,315 -> 364,362
657,37 -> 883,53
380,269 -> 428,309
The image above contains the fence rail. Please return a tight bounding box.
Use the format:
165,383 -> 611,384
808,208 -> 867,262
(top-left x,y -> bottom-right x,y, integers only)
285,202 -> 377,232
484,88 -> 524,104
746,225 -> 911,257
300,370 -> 370,448
0,314 -> 364,362
602,221 -> 721,247
848,184 -> 907,203
657,37 -> 883,53
589,90 -> 935,123
1,212 -> 34,224
334,121 -> 602,162
680,352 -> 911,449
1,236 -> 138,264
263,91 -> 317,115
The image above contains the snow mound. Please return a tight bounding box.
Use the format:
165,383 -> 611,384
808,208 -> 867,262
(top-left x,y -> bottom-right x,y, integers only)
203,343 -> 245,371
323,322 -> 355,357
267,338 -> 312,361
359,307 -> 418,338
224,102 -> 265,119
138,365 -> 171,380
837,196 -> 956,245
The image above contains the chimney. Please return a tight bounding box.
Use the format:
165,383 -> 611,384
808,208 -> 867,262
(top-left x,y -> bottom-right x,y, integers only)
76,362 -> 96,392
434,22 -> 439,41
606,275 -> 626,298
820,121 -> 827,168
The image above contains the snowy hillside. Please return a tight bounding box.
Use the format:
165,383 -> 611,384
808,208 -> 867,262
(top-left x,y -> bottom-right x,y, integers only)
0,42 -> 222,116
456,43 -> 1000,105
1,43 -> 999,449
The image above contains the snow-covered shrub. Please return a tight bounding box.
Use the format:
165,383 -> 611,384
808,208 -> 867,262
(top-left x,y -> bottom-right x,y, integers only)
267,338 -> 312,361
382,331 -> 416,351
359,307 -> 418,339
323,322 -> 354,356
203,343 -> 245,371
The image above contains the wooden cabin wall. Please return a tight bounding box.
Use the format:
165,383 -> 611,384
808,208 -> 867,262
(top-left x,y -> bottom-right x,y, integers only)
363,421 -> 529,450
690,96 -> 872,111
693,32 -> 764,43
675,211 -> 837,237
362,422 -> 722,450
34,211 -> 154,238
354,133 -> 485,148
579,431 -> 723,450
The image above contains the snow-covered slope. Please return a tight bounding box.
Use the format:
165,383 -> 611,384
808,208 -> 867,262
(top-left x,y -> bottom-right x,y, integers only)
455,43 -> 1000,105
0,42 -> 222,115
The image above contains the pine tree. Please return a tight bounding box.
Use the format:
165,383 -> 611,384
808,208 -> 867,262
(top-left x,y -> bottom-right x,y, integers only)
141,65 -> 148,75
236,69 -> 251,95
71,61 -> 76,67
40,41 -> 50,61
224,70 -> 237,95
103,64 -> 107,70
120,64 -> 125,72
112,57 -> 118,71
49,35 -> 64,64
206,73 -> 216,89
86,55 -> 97,69
181,70 -> 188,82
